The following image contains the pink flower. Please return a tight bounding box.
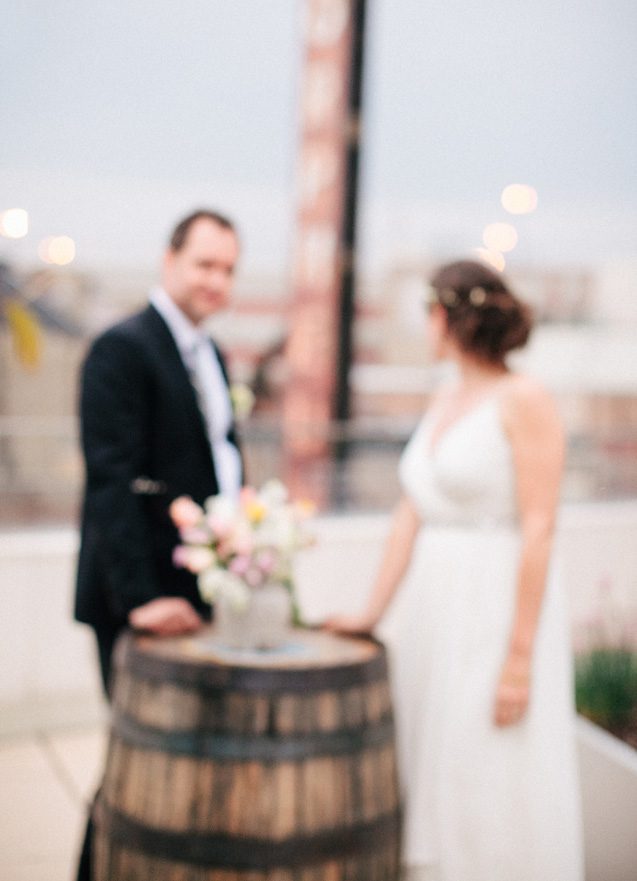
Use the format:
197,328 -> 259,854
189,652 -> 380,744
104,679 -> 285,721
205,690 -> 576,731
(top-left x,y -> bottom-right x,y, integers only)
214,538 -> 228,559
170,496 -> 204,530
181,546 -> 216,574
172,545 -> 190,568
206,514 -> 234,539
245,567 -> 264,588
229,554 -> 251,576
171,543 -> 215,574
180,527 -> 211,545
231,524 -> 254,556
240,486 -> 258,507
255,548 -> 277,575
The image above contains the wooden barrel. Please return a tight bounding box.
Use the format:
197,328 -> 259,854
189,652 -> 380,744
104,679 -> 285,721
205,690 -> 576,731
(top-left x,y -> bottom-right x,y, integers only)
93,626 -> 401,881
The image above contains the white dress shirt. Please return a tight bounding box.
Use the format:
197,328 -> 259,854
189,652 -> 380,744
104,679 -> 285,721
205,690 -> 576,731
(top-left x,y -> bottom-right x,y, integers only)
150,287 -> 242,499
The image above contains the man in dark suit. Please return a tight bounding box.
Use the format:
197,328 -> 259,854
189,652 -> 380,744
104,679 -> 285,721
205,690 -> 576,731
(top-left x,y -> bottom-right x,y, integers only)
74,208 -> 243,880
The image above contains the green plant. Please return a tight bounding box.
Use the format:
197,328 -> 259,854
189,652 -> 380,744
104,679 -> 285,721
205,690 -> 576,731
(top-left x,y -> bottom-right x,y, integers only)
575,647 -> 637,734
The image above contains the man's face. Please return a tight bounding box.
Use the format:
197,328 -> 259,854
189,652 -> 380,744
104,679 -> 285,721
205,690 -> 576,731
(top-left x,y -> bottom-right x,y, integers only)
162,218 -> 239,324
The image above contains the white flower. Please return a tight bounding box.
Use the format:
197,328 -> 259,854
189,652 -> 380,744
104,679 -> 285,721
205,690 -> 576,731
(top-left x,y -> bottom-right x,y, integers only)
205,493 -> 238,519
229,520 -> 255,556
198,569 -> 251,611
181,546 -> 216,574
197,568 -> 226,603
220,572 -> 251,611
259,479 -> 288,508
204,494 -> 240,541
255,511 -> 299,554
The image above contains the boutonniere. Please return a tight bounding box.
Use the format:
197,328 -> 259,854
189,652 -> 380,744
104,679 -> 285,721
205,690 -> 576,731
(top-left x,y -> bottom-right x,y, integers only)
229,382 -> 255,421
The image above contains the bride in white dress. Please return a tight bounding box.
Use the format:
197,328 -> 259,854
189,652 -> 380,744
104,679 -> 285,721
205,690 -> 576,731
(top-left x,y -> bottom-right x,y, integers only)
328,260 -> 584,881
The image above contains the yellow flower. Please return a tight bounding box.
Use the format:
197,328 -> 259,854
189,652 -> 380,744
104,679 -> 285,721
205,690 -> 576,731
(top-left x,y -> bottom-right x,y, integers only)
230,383 -> 255,421
246,499 -> 267,524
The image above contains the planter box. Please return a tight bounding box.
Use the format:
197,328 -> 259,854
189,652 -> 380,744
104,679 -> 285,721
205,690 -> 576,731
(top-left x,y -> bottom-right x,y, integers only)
577,715 -> 637,881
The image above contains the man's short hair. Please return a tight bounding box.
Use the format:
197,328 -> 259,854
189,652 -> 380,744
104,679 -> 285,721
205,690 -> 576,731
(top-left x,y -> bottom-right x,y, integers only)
169,209 -> 237,252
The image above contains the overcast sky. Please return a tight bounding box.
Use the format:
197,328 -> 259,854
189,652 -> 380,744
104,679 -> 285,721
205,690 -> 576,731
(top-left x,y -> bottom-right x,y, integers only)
2,0 -> 636,276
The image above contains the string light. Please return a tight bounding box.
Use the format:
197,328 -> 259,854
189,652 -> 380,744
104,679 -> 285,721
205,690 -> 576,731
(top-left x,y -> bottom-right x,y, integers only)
501,184 -> 538,215
482,222 -> 518,254
473,247 -> 506,272
38,236 -> 76,266
0,208 -> 29,239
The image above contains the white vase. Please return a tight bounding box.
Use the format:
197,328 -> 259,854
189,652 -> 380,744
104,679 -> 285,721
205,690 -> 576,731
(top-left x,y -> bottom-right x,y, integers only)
215,581 -> 292,650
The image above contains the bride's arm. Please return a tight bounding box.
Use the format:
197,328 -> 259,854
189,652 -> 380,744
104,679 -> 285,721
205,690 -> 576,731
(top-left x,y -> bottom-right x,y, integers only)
496,376 -> 565,726
325,494 -> 422,634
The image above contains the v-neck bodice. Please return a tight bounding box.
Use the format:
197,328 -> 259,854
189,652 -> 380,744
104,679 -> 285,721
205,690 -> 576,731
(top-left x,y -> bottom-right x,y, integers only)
398,394 -> 518,526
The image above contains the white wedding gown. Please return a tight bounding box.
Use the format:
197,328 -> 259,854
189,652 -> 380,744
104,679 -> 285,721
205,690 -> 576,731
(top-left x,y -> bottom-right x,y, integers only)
381,393 -> 584,881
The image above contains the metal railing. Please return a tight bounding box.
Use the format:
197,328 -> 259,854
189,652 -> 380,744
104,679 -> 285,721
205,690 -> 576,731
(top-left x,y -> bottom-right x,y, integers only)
1,415 -> 637,526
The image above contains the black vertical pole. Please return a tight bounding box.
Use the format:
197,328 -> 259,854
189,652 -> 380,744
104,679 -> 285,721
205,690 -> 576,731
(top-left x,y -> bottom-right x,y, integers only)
335,0 -> 367,423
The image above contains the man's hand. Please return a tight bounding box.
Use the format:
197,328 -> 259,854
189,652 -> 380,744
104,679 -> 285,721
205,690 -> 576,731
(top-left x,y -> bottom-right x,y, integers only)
128,597 -> 202,636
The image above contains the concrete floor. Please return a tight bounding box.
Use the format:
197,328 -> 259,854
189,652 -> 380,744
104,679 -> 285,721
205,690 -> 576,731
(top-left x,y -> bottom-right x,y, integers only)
0,725 -> 107,881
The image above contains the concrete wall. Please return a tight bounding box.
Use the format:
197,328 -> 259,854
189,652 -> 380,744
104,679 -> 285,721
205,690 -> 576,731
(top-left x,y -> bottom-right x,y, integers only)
0,529 -> 106,735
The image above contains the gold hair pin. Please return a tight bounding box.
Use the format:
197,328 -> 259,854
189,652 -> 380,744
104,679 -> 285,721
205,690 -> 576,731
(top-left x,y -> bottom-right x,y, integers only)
423,285 -> 458,306
439,288 -> 459,307
424,285 -> 489,309
469,286 -> 487,306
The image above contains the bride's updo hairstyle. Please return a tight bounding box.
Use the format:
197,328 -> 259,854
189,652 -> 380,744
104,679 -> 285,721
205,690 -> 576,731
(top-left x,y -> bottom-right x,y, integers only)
427,259 -> 533,364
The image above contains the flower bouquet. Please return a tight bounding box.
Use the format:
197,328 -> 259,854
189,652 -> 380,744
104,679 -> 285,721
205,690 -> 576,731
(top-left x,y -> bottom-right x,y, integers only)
169,480 -> 314,650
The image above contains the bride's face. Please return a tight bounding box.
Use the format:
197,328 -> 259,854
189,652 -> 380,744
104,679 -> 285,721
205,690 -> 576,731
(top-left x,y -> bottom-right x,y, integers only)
425,303 -> 452,361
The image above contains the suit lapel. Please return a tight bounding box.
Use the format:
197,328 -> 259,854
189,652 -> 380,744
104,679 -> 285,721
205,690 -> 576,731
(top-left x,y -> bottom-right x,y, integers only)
211,341 -> 230,385
141,305 -> 214,459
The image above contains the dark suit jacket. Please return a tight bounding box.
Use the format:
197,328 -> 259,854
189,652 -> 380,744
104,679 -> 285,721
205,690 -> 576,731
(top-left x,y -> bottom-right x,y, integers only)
75,304 -> 241,631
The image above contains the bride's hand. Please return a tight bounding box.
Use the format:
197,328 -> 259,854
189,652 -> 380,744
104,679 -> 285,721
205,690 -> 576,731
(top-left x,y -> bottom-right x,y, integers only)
323,612 -> 377,636
493,655 -> 531,727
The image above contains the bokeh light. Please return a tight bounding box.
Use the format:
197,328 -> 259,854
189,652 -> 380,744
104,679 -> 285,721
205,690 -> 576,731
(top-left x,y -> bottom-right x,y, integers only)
482,222 -> 518,253
473,247 -> 506,272
501,184 -> 538,215
38,236 -> 76,266
0,208 -> 29,239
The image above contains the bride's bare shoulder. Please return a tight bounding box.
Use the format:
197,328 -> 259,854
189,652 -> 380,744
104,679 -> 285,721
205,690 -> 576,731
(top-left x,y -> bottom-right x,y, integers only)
500,373 -> 562,431
501,372 -> 554,405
